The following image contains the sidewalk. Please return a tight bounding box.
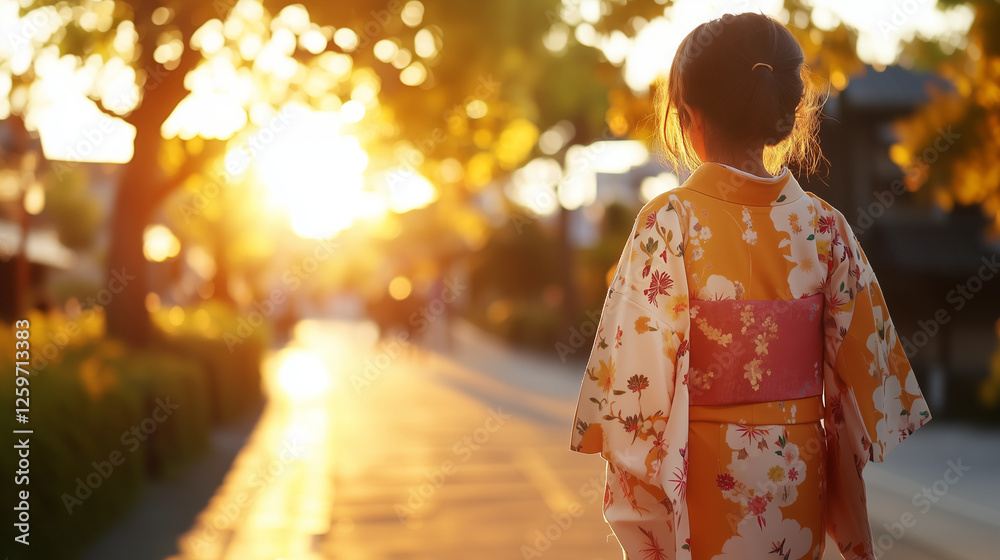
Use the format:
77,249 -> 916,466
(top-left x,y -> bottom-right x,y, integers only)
866,423 -> 1000,527
445,320 -> 1000,558
79,319 -> 1000,560
165,319 -> 624,560
78,409 -> 261,560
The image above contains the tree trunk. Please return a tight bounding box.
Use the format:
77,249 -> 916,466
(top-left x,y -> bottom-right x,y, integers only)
103,7 -> 203,345
211,233 -> 235,305
104,155 -> 158,344
0,115 -> 36,323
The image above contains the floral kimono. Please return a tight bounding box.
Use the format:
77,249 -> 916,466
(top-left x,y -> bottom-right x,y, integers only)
570,162 -> 931,560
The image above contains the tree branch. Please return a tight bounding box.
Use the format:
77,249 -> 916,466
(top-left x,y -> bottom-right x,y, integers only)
147,139 -> 226,204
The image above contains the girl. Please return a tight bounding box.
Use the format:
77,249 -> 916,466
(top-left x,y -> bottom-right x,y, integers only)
570,12 -> 930,560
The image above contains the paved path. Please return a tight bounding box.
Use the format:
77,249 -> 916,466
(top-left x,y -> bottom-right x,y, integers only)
164,320 -> 619,560
152,319 -> 998,560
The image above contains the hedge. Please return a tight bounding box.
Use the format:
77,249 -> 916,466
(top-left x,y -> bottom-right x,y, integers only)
0,302 -> 264,559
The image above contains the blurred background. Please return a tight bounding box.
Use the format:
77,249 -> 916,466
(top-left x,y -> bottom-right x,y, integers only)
0,0 -> 998,558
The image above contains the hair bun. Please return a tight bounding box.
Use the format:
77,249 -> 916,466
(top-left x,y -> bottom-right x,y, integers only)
657,12 -> 825,175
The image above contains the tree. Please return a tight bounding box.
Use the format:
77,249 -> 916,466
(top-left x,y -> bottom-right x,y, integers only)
2,1 -> 226,339
890,0 -> 1000,236
4,0 -> 677,343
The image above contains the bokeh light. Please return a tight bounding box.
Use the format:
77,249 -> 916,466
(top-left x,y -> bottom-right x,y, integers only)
274,348 -> 333,399
388,276 -> 413,300
143,224 -> 182,262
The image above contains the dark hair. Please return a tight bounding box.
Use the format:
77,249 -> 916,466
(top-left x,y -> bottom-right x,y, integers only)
656,12 -> 825,174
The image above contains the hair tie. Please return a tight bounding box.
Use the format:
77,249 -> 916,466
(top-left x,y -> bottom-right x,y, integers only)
752,62 -> 773,72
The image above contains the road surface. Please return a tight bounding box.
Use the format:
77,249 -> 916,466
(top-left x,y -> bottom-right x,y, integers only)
151,319 -> 998,560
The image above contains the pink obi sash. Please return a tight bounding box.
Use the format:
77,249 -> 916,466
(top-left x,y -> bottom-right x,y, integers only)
687,293 -> 823,406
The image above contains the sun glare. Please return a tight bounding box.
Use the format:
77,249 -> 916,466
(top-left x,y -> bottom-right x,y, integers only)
249,109 -> 441,238
254,107 -> 382,238
274,348 -> 333,400
621,0 -> 974,91
377,168 -> 439,213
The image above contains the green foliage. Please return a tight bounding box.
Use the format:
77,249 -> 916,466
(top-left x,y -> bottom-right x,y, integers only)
575,201 -> 637,321
44,168 -> 104,251
464,215 -> 561,346
0,330 -> 210,558
0,303 -> 264,558
470,215 -> 561,301
891,0 -> 1000,235
153,300 -> 266,424
465,200 -> 638,350
499,303 -> 564,349
979,329 -> 1000,411
167,332 -> 264,425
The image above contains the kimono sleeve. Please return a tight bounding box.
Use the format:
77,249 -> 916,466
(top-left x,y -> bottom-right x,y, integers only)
822,214 -> 932,559
569,198 -> 690,485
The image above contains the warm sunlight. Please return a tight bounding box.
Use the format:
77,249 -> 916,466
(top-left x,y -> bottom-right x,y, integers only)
5,0 -> 997,558
253,106 -> 383,238
375,167 -> 439,213
273,347 -> 333,400
388,275 -> 413,300
621,0 -> 974,91
143,224 -> 181,262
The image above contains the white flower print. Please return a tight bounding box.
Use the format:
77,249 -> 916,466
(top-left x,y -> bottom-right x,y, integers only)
874,375 -> 903,456
865,303 -> 896,380
769,203 -> 825,298
715,509 -> 813,560
699,274 -> 738,300
723,425 -> 808,508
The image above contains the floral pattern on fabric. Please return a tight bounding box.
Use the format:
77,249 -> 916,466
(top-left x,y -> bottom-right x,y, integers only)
570,163 -> 931,560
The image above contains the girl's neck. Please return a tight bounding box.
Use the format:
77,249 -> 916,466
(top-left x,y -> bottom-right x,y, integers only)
712,162 -> 787,182
703,142 -> 771,178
